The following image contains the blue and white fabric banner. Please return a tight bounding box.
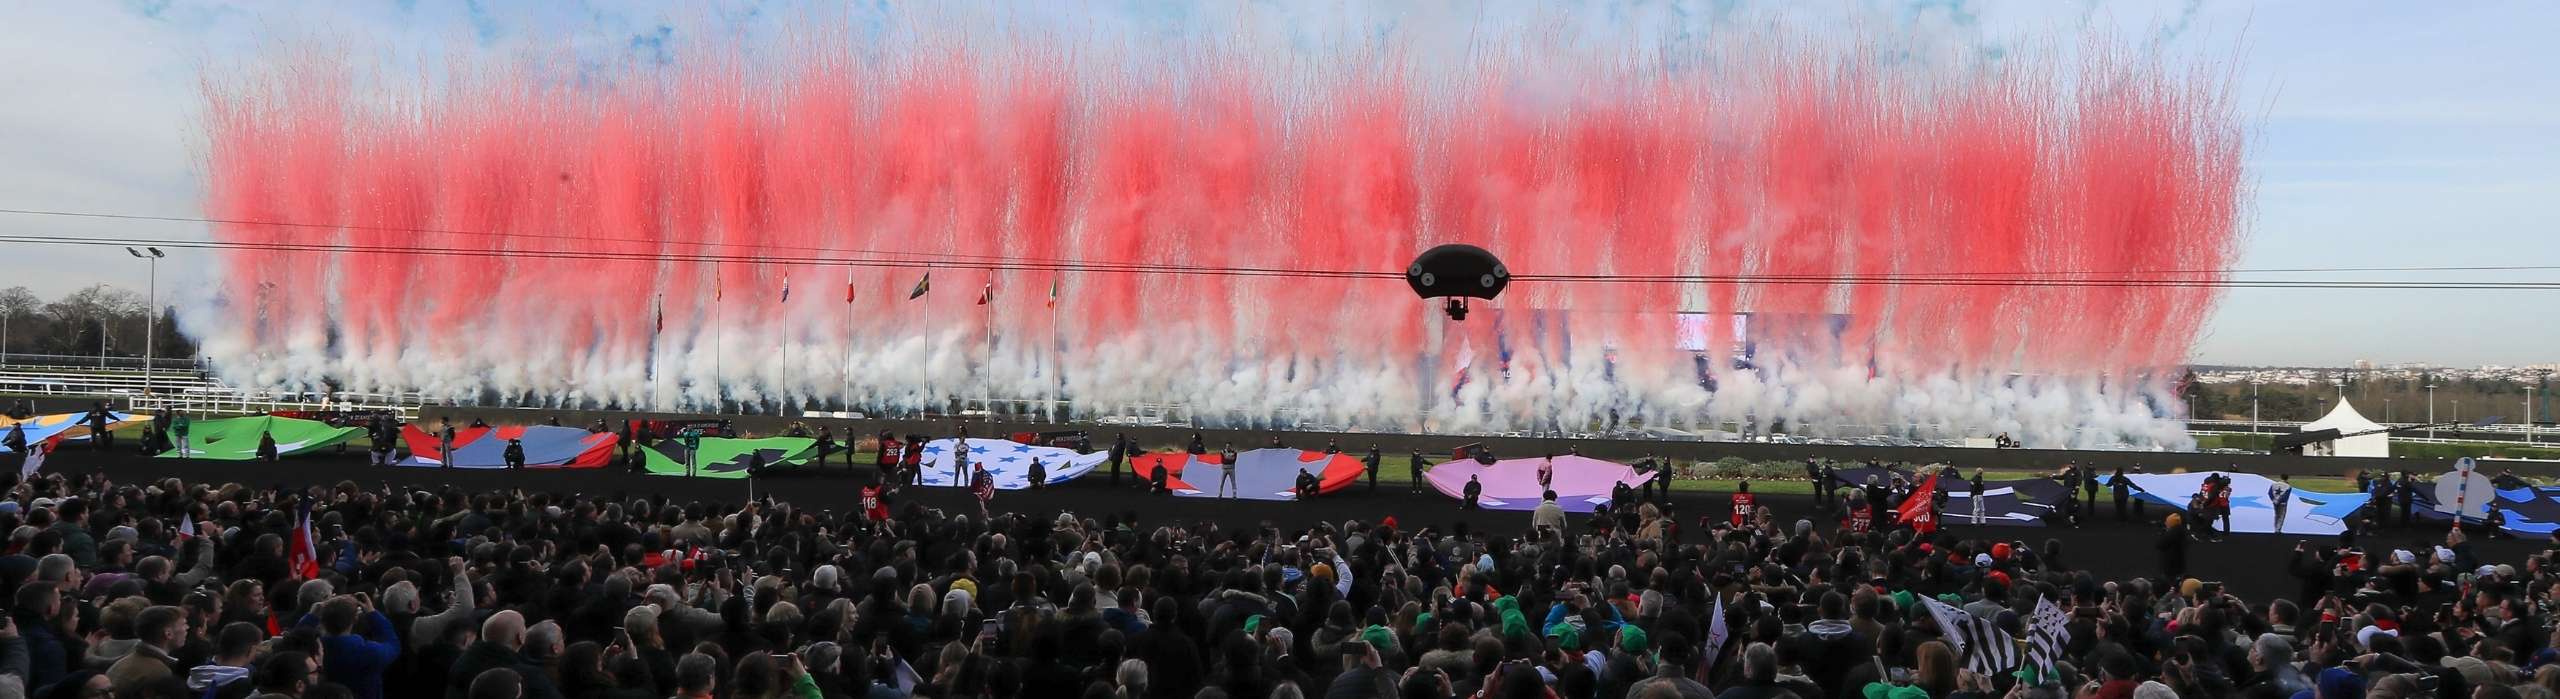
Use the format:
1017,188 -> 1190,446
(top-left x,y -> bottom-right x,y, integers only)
2413,460 -> 2560,536
0,412 -> 133,453
913,437 -> 1109,490
2101,471 -> 2370,535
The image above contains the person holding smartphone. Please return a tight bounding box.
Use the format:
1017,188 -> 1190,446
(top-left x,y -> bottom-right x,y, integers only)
314,593 -> 402,699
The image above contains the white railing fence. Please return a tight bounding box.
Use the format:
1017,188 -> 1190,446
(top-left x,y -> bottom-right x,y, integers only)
1,366 -> 419,419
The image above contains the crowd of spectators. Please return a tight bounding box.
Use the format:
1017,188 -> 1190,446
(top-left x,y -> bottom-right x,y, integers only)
1,463 -> 2555,699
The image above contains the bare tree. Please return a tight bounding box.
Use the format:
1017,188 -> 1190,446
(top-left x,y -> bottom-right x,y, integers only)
0,286 -> 38,357
0,285 -> 194,363
45,284 -> 143,320
40,284 -> 147,356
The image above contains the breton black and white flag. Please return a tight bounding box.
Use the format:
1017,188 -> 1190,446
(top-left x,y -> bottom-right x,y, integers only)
2024,597 -> 2073,678
1923,597 -> 2020,676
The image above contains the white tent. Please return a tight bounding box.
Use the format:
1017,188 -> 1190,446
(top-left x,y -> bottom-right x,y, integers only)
2297,401 -> 2390,457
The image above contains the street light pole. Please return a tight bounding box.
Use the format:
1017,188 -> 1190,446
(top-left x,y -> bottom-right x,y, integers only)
2251,380 -> 2261,433
2528,386 -> 2539,444
127,247 -> 164,399
2427,384 -> 2438,439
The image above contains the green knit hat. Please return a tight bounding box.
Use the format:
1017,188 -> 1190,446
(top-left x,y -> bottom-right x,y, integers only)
1500,609 -> 1530,642
1545,622 -> 1583,651
1618,625 -> 1650,653
1866,682 -> 1930,699
1362,625 -> 1396,651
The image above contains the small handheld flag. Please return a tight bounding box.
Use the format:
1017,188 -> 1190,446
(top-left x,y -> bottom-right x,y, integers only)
1898,473 -> 1939,524
908,272 -> 931,300
17,440 -> 48,481
1922,597 -> 2022,676
2024,597 -> 2072,679
1699,593 -> 1729,680
288,503 -> 321,580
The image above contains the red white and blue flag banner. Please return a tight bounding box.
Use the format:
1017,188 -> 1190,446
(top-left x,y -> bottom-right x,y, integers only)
289,503 -> 321,580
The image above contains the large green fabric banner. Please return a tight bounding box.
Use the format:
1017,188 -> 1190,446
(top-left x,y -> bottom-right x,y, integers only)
638,437 -> 816,479
158,416 -> 363,461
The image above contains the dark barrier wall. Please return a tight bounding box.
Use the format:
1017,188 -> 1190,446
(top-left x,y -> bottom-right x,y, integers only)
417,406 -> 2530,479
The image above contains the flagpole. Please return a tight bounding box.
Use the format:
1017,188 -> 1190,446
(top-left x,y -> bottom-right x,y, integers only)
1046,276 -> 1063,422
650,294 -> 661,395
984,280 -> 995,418
717,299 -> 725,414
907,270 -> 934,415
714,271 -> 725,415
782,272 -> 792,416
845,269 -> 855,414
1044,280 -> 1054,422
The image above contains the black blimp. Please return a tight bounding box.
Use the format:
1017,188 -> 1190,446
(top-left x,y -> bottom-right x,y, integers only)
1406,244 -> 1509,321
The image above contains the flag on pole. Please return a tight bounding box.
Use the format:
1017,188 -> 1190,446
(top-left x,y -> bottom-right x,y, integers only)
1046,278 -> 1060,309
1922,597 -> 2020,676
17,440 -> 48,481
714,268 -> 723,301
1898,473 -> 1940,531
846,271 -> 858,303
2023,597 -> 2071,680
780,273 -> 791,303
976,282 -> 993,306
908,272 -> 931,300
288,503 -> 321,580
1696,593 -> 1729,682
654,295 -> 664,335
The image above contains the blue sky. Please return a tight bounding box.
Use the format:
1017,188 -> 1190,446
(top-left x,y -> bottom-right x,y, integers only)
0,0 -> 2552,367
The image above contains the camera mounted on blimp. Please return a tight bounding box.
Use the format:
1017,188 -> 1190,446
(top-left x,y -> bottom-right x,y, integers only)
1406,244 -> 1509,321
